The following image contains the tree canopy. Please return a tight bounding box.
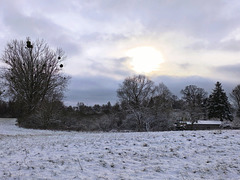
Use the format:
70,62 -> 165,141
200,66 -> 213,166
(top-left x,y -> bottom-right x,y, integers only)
1,38 -> 69,126
207,82 -> 233,121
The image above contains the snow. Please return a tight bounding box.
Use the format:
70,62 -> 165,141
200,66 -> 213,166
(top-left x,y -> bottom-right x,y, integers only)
196,120 -> 222,125
186,120 -> 222,125
0,118 -> 240,180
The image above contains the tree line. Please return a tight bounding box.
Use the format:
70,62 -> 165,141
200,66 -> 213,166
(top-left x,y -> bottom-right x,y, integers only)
0,38 -> 240,131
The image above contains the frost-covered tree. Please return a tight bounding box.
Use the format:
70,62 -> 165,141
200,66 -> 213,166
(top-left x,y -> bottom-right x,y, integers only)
1,38 -> 69,126
180,85 -> 208,124
181,85 -> 207,107
207,82 -> 233,121
154,83 -> 173,110
117,75 -> 155,131
150,83 -> 174,130
0,90 -> 3,101
230,85 -> 240,117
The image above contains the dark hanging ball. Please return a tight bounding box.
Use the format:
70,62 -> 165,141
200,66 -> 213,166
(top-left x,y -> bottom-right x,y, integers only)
60,64 -> 63,68
26,40 -> 33,48
58,56 -> 61,60
26,40 -> 31,48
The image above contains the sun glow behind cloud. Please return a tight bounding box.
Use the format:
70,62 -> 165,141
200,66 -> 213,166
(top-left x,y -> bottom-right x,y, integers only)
125,46 -> 164,74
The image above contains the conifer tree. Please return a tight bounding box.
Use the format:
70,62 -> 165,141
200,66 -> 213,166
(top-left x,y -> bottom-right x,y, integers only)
207,82 -> 233,121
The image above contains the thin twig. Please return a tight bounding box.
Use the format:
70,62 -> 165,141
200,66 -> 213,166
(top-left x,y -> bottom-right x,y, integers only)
77,158 -> 83,172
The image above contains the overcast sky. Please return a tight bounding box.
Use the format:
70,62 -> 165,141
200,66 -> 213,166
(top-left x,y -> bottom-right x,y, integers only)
1,0 -> 240,106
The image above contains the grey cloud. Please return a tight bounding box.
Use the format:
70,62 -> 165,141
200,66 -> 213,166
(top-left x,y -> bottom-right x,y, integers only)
3,11 -> 57,37
185,41 -> 209,50
214,63 -> 240,76
1,8 -> 80,56
65,89 -> 117,106
80,33 -> 128,43
79,0 -> 239,40
177,63 -> 192,70
186,39 -> 240,52
65,75 -> 122,105
88,57 -> 131,78
218,40 -> 240,51
3,0 -> 240,40
48,35 -> 81,57
2,0 -> 240,52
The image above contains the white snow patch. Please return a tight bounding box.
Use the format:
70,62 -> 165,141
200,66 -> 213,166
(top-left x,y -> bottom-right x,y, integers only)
185,120 -> 222,125
0,118 -> 240,179
196,120 -> 222,125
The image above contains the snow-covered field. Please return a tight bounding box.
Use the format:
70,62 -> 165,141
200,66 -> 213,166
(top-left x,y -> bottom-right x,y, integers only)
0,118 -> 240,180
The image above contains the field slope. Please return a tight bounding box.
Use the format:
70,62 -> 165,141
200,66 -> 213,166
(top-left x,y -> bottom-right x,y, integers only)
0,118 -> 240,180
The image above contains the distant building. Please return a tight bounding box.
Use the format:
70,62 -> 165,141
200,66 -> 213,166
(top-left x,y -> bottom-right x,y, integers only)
186,120 -> 222,130
175,120 -> 232,130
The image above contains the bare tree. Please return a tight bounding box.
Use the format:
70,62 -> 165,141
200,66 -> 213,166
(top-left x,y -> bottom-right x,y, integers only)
181,85 -> 208,125
230,85 -> 240,117
0,73 -> 6,100
154,83 -> 173,111
0,89 -> 3,101
151,83 -> 174,130
1,38 -> 69,125
117,75 -> 155,131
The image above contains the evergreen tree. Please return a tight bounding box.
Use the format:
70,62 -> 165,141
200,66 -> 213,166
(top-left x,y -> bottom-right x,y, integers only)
207,82 -> 233,121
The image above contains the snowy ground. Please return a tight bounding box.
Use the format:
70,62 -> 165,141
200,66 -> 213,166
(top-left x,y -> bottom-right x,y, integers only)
0,118 -> 240,180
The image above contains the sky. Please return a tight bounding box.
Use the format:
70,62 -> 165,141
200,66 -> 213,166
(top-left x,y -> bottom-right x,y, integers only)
1,0 -> 240,106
